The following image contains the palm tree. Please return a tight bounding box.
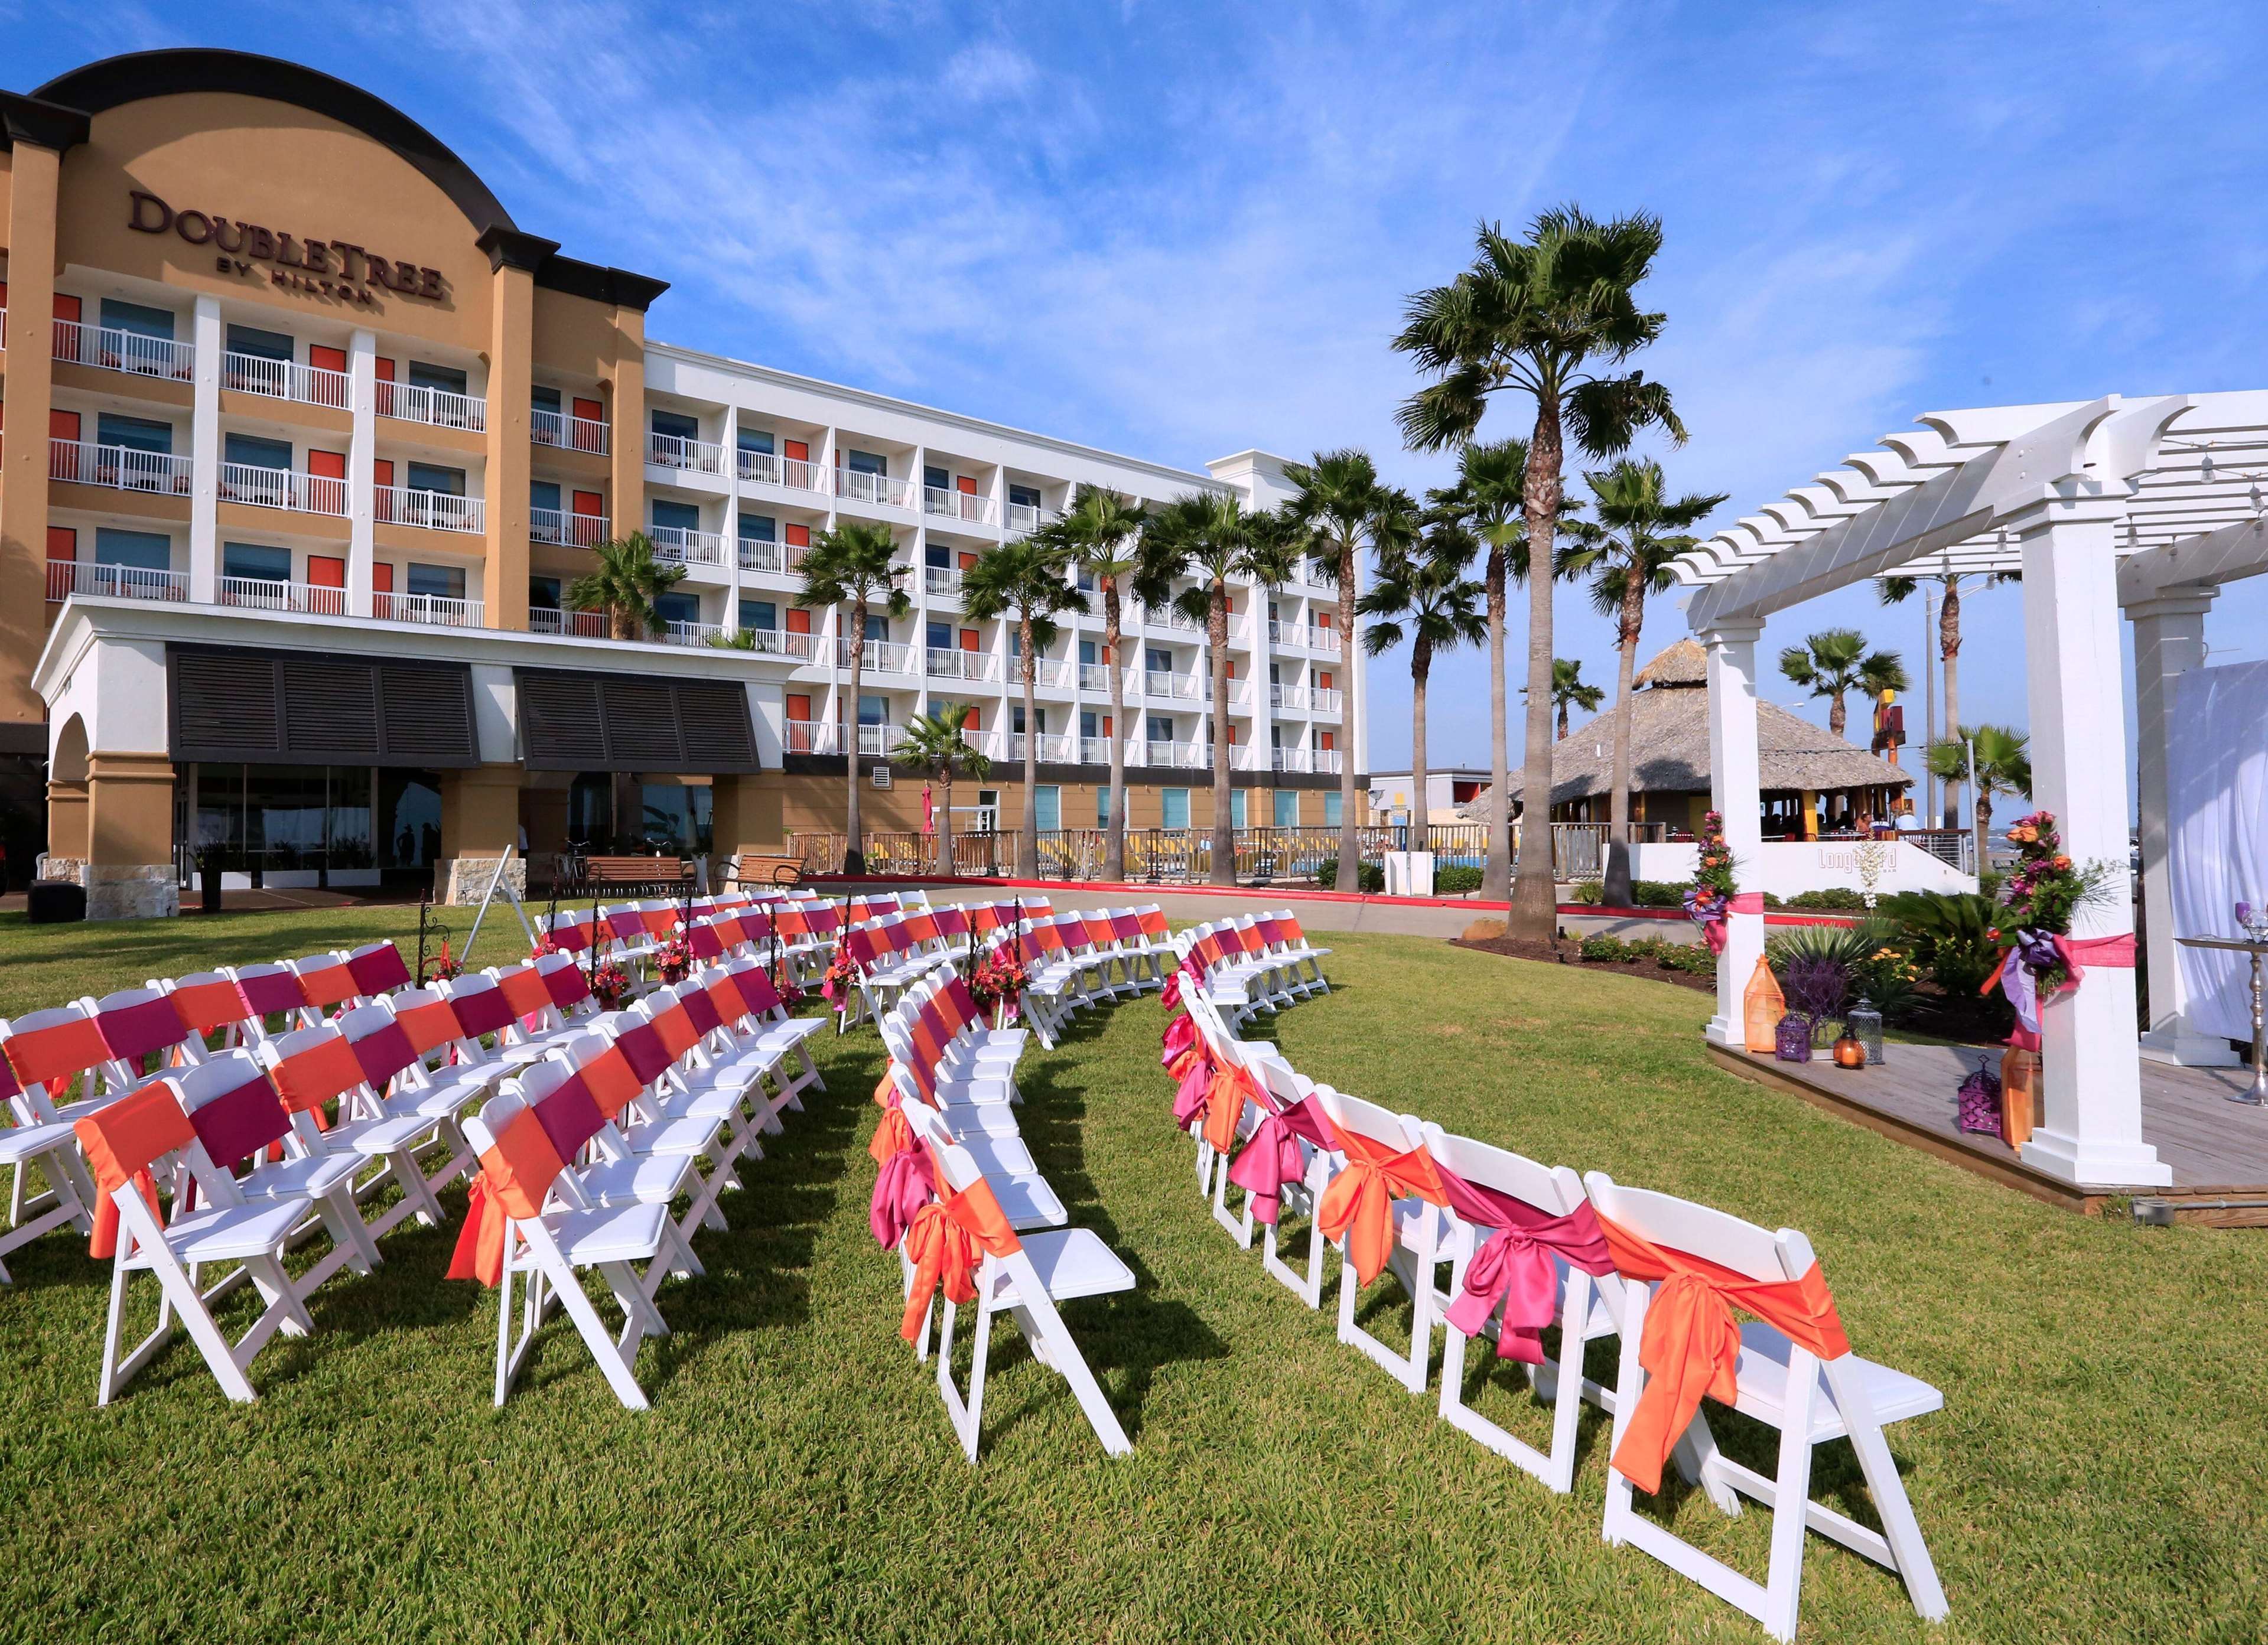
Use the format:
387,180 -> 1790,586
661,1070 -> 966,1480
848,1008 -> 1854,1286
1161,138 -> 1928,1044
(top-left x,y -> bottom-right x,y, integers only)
1778,628 -> 1908,741
567,530 -> 686,641
1395,206 -> 1684,939
1283,449 -> 1416,892
1925,725 -> 2029,875
1137,493 -> 1294,886
1053,486 -> 1149,881
1524,657 -> 1603,739
1562,459 -> 1728,843
1880,571 -> 2019,826
893,705 -> 991,877
795,520 -> 911,874
1359,523 -> 1486,854
962,535 -> 1088,875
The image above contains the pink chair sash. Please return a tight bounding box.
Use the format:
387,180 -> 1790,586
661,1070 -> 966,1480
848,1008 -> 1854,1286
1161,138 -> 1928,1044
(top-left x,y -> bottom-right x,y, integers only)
1224,1096 -> 1332,1224
1434,1164 -> 1613,1363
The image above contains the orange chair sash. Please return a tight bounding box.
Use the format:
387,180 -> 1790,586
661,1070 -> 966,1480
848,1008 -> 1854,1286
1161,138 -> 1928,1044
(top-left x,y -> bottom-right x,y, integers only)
1597,1214 -> 1850,1494
873,1069 -> 901,1110
1199,1062 -> 1256,1154
897,1180 -> 1021,1341
1317,1129 -> 1446,1287
447,1110 -> 566,1286
73,1084 -> 194,1258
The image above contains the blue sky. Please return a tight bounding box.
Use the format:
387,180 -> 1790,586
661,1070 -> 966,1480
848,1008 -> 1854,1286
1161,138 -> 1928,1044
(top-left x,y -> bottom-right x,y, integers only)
15,1 -> 2268,781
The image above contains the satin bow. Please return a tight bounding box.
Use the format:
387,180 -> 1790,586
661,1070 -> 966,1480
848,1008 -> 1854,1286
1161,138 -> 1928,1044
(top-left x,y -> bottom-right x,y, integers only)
1317,1132 -> 1446,1288
899,1182 -> 1021,1341
868,1107 -> 935,1250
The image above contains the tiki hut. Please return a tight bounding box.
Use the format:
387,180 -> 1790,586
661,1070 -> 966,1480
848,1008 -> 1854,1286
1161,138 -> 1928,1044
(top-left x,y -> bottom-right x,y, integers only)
1466,639 -> 1914,839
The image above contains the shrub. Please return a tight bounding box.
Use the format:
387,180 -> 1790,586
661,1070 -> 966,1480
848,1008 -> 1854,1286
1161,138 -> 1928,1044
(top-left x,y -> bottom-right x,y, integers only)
1434,865 -> 1484,895
1316,859 -> 1385,894
1879,890 -> 2002,996
1569,882 -> 1605,905
1780,888 -> 1872,911
1579,934 -> 1630,963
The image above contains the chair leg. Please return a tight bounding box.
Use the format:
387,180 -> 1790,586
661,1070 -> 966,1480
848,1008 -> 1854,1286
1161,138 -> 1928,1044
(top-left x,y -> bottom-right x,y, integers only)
1759,1357 -> 1821,1643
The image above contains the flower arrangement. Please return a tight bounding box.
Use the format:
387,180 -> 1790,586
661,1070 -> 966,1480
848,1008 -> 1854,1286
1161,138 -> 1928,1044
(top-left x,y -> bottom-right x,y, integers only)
528,936 -> 564,960
1682,809 -> 1743,952
819,947 -> 860,1016
1987,811 -> 2117,995
968,949 -> 1030,1024
590,959 -> 632,1011
423,936 -> 463,984
655,937 -> 693,985
773,966 -> 806,1011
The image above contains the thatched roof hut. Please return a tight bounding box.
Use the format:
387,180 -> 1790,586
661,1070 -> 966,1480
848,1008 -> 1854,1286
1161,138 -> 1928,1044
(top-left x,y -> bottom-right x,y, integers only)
1462,639 -> 1912,836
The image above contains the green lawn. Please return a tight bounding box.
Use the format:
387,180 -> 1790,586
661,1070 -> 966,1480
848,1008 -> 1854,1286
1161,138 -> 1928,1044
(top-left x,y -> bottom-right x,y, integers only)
0,911 -> 2262,1641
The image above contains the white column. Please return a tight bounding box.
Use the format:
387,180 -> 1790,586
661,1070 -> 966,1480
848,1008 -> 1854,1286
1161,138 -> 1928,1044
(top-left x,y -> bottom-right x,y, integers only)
722,396 -> 744,635
188,297 -> 222,600
2127,588 -> 2236,1066
2010,500 -> 2171,1187
1700,619 -> 1766,1047
347,328 -> 377,618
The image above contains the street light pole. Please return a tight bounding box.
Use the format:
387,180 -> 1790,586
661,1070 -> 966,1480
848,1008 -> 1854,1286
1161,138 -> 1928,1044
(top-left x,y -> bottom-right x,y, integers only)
1966,734 -> 1983,878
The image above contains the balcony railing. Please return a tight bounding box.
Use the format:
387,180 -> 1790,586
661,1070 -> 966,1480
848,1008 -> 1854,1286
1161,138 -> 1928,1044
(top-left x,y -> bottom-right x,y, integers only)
1312,627 -> 1342,656
376,590 -> 484,628
529,607 -> 611,639
1311,687 -> 1343,714
1202,679 -> 1252,705
532,507 -> 609,549
835,468 -> 914,510
1271,748 -> 1311,774
739,537 -> 786,575
1005,500 -> 1061,536
222,462 -> 348,517
224,350 -> 350,410
1271,684 -> 1308,711
217,576 -> 349,616
836,639 -> 915,673
1078,736 -> 1111,765
783,721 -> 904,756
46,560 -> 190,604
925,565 -> 963,598
737,449 -> 828,493
991,731 -> 1075,763
647,431 -> 725,475
649,524 -> 725,566
1144,670 -> 1199,700
663,620 -> 724,647
924,486 -> 994,525
727,627 -> 814,660
1020,657 -> 1073,689
376,379 -> 486,432
376,484 -> 481,533
927,647 -> 997,681
1141,741 -> 1208,770
532,409 -> 610,455
51,317 -> 196,382
1141,604 -> 1200,633
49,439 -> 194,496
1077,662 -> 1114,692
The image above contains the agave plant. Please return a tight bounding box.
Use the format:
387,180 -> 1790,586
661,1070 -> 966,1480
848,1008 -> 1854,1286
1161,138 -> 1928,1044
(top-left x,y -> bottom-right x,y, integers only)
1878,890 -> 2002,996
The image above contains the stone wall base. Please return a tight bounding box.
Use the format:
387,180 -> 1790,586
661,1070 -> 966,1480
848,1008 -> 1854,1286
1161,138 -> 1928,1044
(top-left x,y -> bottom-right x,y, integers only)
84,864 -> 180,921
440,855 -> 529,907
35,854 -> 89,885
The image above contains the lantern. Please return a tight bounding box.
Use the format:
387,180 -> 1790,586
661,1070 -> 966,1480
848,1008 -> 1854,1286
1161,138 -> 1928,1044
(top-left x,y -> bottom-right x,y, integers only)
1775,1011 -> 1813,1063
2000,1049 -> 2042,1149
1831,1034 -> 1866,1069
1846,996 -> 1885,1066
1745,956 -> 1787,1054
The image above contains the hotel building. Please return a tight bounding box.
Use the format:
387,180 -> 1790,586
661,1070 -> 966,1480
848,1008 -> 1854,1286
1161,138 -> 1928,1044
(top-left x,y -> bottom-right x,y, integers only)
0,50 -> 1364,916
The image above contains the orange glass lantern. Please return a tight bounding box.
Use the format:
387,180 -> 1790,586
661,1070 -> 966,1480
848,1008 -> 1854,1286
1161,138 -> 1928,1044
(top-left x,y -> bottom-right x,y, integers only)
1832,1035 -> 1867,1069
2000,1048 -> 2042,1148
1743,956 -> 1785,1054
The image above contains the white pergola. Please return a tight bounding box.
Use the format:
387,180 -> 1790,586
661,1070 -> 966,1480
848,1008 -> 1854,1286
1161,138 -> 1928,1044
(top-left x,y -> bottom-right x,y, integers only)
1671,392 -> 2268,1191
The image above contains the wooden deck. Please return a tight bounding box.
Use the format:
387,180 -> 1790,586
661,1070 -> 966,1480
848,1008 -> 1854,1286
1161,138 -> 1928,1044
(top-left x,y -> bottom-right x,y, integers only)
1708,1040 -> 2268,1226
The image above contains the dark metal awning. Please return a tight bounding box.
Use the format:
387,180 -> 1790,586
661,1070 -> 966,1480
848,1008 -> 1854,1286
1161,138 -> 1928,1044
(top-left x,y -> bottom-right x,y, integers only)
169,644 -> 479,767
516,667 -> 760,774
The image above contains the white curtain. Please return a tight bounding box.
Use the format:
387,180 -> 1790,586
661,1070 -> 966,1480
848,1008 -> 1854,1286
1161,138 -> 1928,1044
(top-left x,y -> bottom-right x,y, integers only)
2167,660 -> 2268,1040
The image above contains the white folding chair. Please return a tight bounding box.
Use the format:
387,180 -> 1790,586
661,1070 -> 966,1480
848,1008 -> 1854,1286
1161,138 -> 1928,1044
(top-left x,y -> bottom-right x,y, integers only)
1310,1087 -> 1444,1395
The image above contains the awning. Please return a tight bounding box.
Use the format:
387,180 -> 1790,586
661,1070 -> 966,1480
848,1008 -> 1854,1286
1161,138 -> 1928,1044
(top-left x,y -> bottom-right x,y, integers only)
169,644 -> 479,767
516,667 -> 760,774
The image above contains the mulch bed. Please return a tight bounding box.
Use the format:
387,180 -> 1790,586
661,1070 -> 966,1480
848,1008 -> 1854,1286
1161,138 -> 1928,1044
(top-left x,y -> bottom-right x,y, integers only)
1450,935 -> 1717,995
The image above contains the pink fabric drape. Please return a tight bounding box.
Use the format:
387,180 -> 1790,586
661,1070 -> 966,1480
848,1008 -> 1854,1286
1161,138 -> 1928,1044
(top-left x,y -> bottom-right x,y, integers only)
1433,1164 -> 1613,1363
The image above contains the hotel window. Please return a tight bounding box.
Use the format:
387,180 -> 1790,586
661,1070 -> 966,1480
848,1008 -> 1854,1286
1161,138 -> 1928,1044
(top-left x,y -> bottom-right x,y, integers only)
1008,483 -> 1041,510
923,465 -> 950,493
1095,787 -> 1110,827
1011,705 -> 1046,735
530,575 -> 562,611
408,563 -> 467,601
95,528 -> 170,571
100,298 -> 176,340
1079,639 -> 1098,666
925,543 -> 951,568
738,428 -> 775,455
864,613 -> 889,642
844,448 -> 887,477
1161,788 -> 1190,829
532,480 -> 561,514
408,360 -> 468,396
858,694 -> 889,726
97,413 -> 172,455
652,499 -> 701,535
1324,791 -> 1342,828
1034,786 -> 1061,830
408,462 -> 466,497
928,621 -> 953,651
656,591 -> 699,627
1146,647 -> 1172,674
532,384 -> 562,413
1229,790 -> 1247,828
740,600 -> 777,631
1274,790 -> 1299,827
739,513 -> 777,542
1147,715 -> 1173,743
222,542 -> 291,584
1080,709 -> 1099,739
650,409 -> 699,442
224,432 -> 292,471
226,323 -> 292,363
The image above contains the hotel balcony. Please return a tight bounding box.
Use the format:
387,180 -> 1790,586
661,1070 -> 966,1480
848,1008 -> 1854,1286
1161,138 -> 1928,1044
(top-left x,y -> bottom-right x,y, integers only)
1311,686 -> 1343,714
223,462 -> 348,517
990,731 -> 1075,763
216,576 -> 349,616
1078,735 -> 1111,765
649,523 -> 726,568
223,350 -> 350,410
1139,602 -> 1202,634
1018,657 -> 1073,689
737,450 -> 828,495
784,721 -> 904,757
925,564 -> 963,598
52,317 -> 196,383
1139,740 -> 1209,771
924,486 -> 994,526
727,627 -> 814,660
49,439 -> 194,496
1200,679 -> 1252,706
1144,670 -> 1199,701
648,432 -> 725,475
926,647 -> 998,682
662,619 -> 724,647
739,538 -> 788,575
376,379 -> 486,433
532,409 -> 610,455
530,607 -> 610,639
1077,662 -> 1124,693
376,484 -> 482,533
47,560 -> 190,603
532,506 -> 609,549
1271,684 -> 1308,711
834,639 -> 915,674
1005,500 -> 1062,537
1271,747 -> 1310,774
48,562 -> 481,629
1268,618 -> 1342,656
835,468 -> 915,510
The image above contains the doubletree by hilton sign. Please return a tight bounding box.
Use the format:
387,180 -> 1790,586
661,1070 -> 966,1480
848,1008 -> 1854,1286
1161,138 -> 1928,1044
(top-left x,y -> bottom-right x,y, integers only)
128,190 -> 447,307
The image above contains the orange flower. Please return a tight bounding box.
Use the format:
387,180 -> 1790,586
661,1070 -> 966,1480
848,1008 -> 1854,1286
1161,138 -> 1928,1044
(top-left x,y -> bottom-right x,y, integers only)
2051,854 -> 2072,871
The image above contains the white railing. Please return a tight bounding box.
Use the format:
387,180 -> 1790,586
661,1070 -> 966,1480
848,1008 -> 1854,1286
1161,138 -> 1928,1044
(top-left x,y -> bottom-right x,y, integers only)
992,732 -> 1075,763
1078,662 -> 1115,692
1078,736 -> 1112,764
1143,603 -> 1200,633
1145,670 -> 1199,700
217,576 -> 349,616
378,591 -> 484,628
837,639 -> 915,673
532,409 -> 610,455
532,507 -> 609,548
529,607 -> 611,639
1232,746 -> 1266,771
1306,561 -> 1339,591
1272,748 -> 1311,774
783,719 -> 901,756
1271,684 -> 1308,710
1029,657 -> 1074,689
51,317 -> 195,382
48,439 -> 194,495
1006,500 -> 1061,536
649,524 -> 726,566
925,564 -> 964,598
924,486 -> 994,525
1143,741 -> 1207,770
376,379 -> 486,432
647,431 -> 725,475
739,537 -> 786,574
223,462 -> 349,517
1202,679 -> 1252,705
726,627 -> 813,660
1311,686 -> 1343,714
46,560 -> 189,603
375,484 -> 481,533
835,467 -> 915,509
738,450 -> 828,494
223,350 -> 350,410
663,620 -> 724,647
927,647 -> 997,681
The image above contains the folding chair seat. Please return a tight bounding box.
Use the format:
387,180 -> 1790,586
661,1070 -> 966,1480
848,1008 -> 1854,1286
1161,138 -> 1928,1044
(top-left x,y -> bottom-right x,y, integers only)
598,903 -> 658,970
899,1095 -> 1062,1230
457,1092 -> 674,1409
258,1024 -> 450,1237
1585,1172 -> 1947,1641
0,1051 -> 97,1282
880,1014 -> 1019,1118
879,1058 -> 1036,1175
508,1057 -> 718,1263
905,1139 -> 1133,1461
74,1084 -> 319,1404
715,965 -> 826,1112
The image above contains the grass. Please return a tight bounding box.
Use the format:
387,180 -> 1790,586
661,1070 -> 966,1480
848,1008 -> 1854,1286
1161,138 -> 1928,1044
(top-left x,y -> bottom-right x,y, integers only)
1,910 -> 2263,1641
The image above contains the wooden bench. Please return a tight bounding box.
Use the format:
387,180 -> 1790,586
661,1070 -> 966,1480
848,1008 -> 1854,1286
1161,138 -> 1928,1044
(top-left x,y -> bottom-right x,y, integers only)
728,852 -> 805,889
582,855 -> 695,892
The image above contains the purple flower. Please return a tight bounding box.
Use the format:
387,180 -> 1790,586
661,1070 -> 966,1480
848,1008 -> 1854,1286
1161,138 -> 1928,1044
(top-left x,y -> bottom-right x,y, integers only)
2239,901 -> 2256,929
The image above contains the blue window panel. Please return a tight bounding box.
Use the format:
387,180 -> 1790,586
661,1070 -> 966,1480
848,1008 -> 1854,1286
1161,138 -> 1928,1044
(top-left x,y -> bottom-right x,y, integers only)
1274,790 -> 1299,827
97,413 -> 173,454
408,462 -> 466,497
1096,787 -> 1110,827
1230,790 -> 1247,829
1079,709 -> 1098,738
1034,786 -> 1061,831
650,409 -> 699,441
738,513 -> 776,542
408,360 -> 469,395
225,323 -> 292,361
1079,639 -> 1097,665
1324,791 -> 1342,828
223,432 -> 292,471
844,449 -> 886,477
222,542 -> 291,582
531,575 -> 562,610
407,562 -> 467,600
925,544 -> 950,567
100,298 -> 175,338
738,428 -> 775,454
656,592 -> 700,625
531,384 -> 562,412
858,694 -> 889,726
864,613 -> 889,641
923,465 -> 949,492
93,529 -> 170,571
1161,789 -> 1190,829
1146,715 -> 1173,742
1009,483 -> 1041,509
1146,648 -> 1172,673
928,621 -> 953,650
740,600 -> 777,631
651,499 -> 701,532
531,480 -> 562,512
